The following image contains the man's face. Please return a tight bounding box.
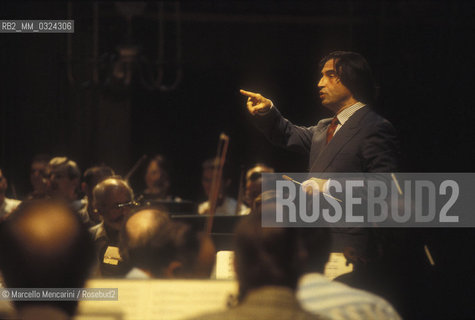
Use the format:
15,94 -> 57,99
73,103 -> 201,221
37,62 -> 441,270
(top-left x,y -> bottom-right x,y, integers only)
48,169 -> 78,201
99,186 -> 133,231
30,161 -> 48,192
318,59 -> 354,112
245,166 -> 273,206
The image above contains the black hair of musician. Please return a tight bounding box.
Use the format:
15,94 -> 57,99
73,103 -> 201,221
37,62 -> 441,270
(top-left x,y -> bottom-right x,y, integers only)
234,212 -> 304,302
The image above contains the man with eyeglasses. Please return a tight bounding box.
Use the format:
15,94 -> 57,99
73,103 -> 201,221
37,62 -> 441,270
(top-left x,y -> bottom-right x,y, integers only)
90,177 -> 136,277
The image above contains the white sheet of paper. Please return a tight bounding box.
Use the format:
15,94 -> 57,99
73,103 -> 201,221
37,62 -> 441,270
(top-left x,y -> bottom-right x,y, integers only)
323,252 -> 353,280
76,279 -> 238,320
215,251 -> 236,280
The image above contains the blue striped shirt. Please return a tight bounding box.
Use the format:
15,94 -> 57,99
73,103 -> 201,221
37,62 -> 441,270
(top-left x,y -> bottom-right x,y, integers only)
298,273 -> 401,320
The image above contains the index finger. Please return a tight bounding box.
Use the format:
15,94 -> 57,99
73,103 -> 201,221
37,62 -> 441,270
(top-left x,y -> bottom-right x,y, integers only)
239,89 -> 260,98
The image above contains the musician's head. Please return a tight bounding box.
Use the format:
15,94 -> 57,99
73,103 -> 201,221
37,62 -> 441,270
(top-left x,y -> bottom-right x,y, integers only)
201,158 -> 231,198
82,166 -> 115,223
0,199 -> 95,317
30,154 -> 50,197
144,155 -> 170,197
171,222 -> 216,278
121,209 -> 175,277
298,228 -> 332,274
93,177 -> 134,232
318,51 -> 375,111
245,163 -> 274,208
234,208 -> 305,301
46,157 -> 81,202
82,166 -> 115,198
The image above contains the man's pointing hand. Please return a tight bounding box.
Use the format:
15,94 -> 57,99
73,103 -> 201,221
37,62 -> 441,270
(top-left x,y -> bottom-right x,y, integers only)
240,89 -> 272,116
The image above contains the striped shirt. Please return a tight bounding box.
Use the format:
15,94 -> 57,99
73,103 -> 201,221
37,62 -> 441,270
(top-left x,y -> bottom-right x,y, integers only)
297,273 -> 401,320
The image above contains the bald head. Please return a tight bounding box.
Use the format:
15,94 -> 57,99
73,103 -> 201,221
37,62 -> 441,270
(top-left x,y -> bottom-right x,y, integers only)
93,178 -> 133,207
0,199 -> 94,315
124,209 -> 171,250
93,178 -> 134,232
12,201 -> 80,257
121,209 -> 175,277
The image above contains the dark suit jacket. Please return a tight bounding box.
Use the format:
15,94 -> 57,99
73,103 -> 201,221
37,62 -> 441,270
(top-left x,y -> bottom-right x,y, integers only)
254,106 -> 399,173
254,105 -> 399,251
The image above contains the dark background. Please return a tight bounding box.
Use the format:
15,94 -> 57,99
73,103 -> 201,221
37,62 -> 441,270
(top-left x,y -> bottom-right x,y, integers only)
2,1 -> 474,200
0,2 -> 474,318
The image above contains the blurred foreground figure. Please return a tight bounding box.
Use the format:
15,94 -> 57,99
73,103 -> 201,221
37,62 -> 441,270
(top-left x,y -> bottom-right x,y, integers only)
171,221 -> 216,278
190,207 -> 321,320
90,177 -> 135,277
0,168 -> 20,221
122,209 -> 215,279
297,229 -> 401,319
121,209 -> 174,279
0,199 -> 95,319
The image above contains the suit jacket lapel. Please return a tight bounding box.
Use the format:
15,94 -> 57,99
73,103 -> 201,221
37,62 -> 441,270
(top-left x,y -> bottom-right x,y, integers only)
308,118 -> 332,168
310,107 -> 371,172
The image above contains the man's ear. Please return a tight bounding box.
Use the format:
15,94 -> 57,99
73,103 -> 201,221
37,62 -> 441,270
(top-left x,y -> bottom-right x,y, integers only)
164,261 -> 183,278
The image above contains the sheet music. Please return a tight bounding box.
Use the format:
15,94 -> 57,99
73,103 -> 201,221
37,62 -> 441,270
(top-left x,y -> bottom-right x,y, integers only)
76,279 -> 238,320
215,251 -> 236,280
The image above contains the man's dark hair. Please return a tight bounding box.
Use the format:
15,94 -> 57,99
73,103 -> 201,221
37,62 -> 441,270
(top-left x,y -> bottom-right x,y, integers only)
83,166 -> 115,188
319,51 -> 375,105
172,222 -> 203,274
0,199 -> 95,316
234,213 -> 304,301
298,228 -> 332,274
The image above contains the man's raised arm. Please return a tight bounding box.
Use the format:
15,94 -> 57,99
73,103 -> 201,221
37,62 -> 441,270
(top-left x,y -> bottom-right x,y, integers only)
239,89 -> 314,156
